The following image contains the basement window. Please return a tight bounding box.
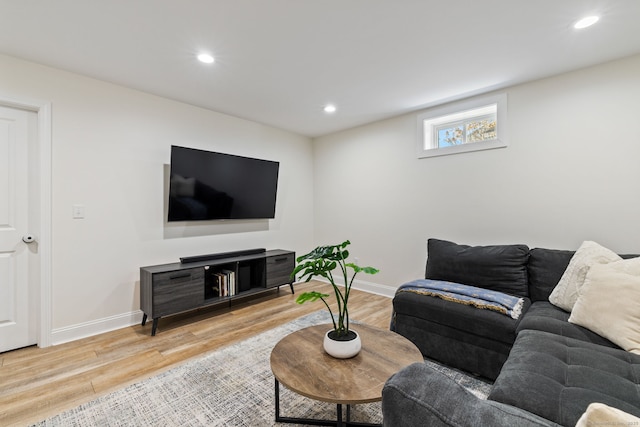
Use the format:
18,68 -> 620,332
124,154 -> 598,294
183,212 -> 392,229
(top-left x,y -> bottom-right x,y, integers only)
417,94 -> 507,158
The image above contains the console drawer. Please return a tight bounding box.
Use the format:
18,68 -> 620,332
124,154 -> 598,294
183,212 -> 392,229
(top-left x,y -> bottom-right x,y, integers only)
266,253 -> 295,288
153,268 -> 204,316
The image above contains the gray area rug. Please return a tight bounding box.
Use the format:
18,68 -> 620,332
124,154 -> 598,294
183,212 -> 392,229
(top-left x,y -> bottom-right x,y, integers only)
33,311 -> 491,426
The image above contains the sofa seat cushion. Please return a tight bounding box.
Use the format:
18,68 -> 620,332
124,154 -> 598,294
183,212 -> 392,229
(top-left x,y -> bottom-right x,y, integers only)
517,301 -> 619,348
392,290 -> 532,380
394,290 -> 531,346
488,330 -> 640,427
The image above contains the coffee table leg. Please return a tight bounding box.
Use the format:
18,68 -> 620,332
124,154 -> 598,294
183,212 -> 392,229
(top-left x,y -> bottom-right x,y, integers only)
274,378 -> 379,426
275,378 -> 281,421
337,404 -> 352,427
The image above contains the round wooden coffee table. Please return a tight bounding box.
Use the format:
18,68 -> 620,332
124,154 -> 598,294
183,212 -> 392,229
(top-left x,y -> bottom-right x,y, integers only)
270,323 -> 423,426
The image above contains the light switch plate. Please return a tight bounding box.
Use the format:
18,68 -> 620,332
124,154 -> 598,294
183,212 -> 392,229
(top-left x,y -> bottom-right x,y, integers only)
72,204 -> 85,219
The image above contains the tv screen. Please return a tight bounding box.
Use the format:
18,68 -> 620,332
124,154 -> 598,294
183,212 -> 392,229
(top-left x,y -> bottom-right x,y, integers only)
168,145 -> 279,221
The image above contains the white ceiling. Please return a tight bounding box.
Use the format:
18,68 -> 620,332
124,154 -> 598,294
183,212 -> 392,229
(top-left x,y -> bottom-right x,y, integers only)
1,0 -> 640,137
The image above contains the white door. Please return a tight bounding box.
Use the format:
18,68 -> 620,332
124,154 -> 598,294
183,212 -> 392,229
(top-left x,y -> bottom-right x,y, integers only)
0,105 -> 38,352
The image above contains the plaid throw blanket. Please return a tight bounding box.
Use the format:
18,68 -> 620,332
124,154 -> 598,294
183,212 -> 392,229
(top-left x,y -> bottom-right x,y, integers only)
396,279 -> 524,319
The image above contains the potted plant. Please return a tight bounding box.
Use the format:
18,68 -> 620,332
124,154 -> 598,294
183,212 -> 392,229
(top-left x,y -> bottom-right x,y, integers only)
291,240 -> 379,358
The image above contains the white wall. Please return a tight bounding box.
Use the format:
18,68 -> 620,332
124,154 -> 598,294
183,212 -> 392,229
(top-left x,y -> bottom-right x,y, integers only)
3,51 -> 639,342
313,54 -> 640,292
0,54 -> 315,343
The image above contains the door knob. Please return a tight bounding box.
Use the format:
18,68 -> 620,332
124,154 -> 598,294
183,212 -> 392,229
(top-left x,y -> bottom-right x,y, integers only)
22,234 -> 36,244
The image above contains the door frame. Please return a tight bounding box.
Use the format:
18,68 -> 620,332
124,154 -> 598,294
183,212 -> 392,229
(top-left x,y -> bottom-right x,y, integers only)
0,94 -> 52,348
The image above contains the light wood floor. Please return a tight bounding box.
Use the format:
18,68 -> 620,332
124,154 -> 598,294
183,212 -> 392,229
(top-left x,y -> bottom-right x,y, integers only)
0,281 -> 393,426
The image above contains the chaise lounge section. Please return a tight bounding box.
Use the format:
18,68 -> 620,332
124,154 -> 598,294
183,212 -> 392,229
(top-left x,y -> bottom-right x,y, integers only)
384,239 -> 640,426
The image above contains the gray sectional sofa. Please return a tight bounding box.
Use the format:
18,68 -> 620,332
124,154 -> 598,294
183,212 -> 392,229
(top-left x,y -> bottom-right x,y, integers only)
383,239 -> 640,427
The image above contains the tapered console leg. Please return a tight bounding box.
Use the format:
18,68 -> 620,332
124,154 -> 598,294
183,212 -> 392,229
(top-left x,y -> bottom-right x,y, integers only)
141,313 -> 147,326
289,282 -> 295,294
151,318 -> 159,336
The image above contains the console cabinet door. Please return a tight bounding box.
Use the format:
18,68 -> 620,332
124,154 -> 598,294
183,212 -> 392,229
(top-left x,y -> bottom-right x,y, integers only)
153,268 -> 204,316
265,252 -> 295,288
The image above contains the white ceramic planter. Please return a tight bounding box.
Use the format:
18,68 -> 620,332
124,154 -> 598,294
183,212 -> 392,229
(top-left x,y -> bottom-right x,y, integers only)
323,329 -> 361,359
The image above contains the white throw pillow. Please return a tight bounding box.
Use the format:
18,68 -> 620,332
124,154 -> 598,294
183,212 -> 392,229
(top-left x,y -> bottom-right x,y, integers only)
548,241 -> 621,312
575,402 -> 640,427
568,256 -> 640,354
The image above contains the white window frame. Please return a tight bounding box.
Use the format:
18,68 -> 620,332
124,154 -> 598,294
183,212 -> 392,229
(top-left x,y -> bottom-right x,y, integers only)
417,93 -> 508,158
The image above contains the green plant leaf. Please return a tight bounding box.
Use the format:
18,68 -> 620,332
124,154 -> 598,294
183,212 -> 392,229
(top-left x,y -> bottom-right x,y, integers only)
361,266 -> 380,275
290,240 -> 378,334
346,263 -> 380,275
296,241 -> 351,264
295,291 -> 330,304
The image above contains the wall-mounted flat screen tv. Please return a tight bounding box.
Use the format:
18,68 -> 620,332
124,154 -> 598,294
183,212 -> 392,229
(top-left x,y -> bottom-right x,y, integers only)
168,145 -> 279,221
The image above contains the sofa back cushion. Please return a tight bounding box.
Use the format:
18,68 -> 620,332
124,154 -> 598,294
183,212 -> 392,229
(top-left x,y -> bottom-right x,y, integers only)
528,248 -> 640,303
425,239 -> 530,297
527,248 -> 575,302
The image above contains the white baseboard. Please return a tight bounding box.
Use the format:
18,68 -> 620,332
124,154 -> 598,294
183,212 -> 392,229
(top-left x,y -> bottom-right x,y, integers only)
351,280 -> 395,298
51,310 -> 144,346
306,277 -> 396,298
51,279 -> 395,346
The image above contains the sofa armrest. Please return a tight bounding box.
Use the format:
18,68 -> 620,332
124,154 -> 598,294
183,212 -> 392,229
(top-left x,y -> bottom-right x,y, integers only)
382,363 -> 561,427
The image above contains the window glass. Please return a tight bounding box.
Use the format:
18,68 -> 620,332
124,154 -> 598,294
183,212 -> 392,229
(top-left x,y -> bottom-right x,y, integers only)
417,94 -> 507,158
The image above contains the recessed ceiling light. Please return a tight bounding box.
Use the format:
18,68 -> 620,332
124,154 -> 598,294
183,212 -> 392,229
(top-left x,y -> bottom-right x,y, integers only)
197,53 -> 215,64
574,16 -> 599,29
324,104 -> 337,114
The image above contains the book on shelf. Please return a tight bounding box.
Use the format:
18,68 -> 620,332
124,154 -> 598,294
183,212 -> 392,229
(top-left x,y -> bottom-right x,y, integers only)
212,269 -> 236,297
222,269 -> 236,296
211,274 -> 222,297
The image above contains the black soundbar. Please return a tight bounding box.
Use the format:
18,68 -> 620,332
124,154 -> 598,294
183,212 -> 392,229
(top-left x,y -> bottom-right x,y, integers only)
180,248 -> 266,264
